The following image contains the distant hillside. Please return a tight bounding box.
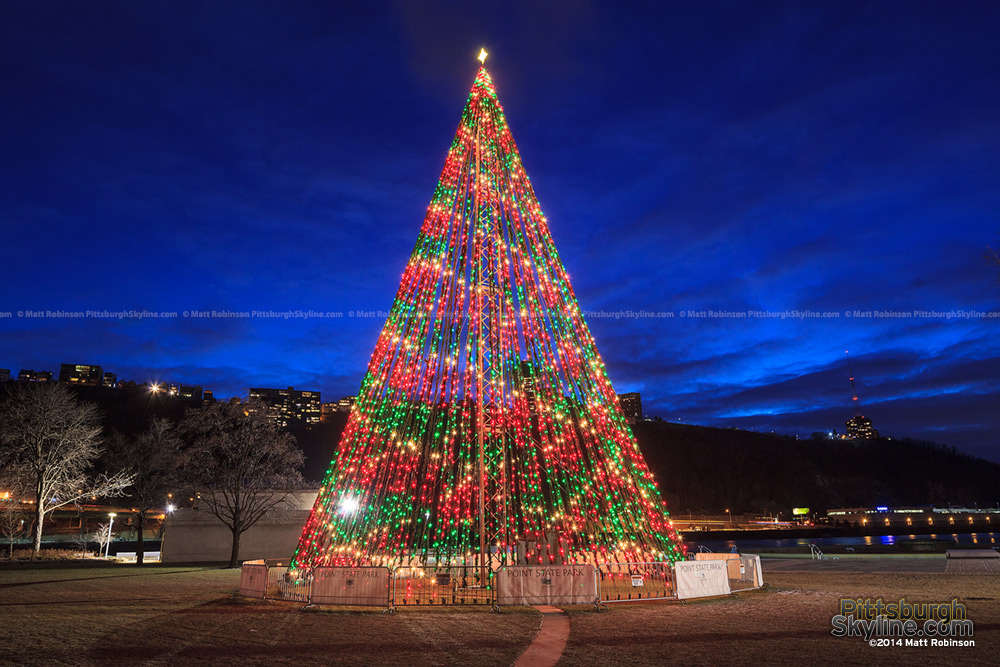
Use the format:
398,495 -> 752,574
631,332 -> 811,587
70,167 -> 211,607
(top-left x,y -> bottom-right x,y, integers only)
289,414 -> 348,482
21,386 -> 998,514
633,421 -> 1000,515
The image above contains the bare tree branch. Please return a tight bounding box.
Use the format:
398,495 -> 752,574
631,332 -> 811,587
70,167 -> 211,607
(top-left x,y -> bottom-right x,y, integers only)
179,400 -> 304,567
0,469 -> 31,559
106,419 -> 182,564
0,383 -> 135,555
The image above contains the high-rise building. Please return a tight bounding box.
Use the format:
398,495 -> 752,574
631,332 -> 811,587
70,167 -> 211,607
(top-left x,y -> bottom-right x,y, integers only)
249,387 -> 322,427
179,385 -> 203,399
59,364 -> 104,386
0,369 -> 9,383
846,415 -> 879,440
844,352 -> 879,440
102,372 -> 117,388
618,392 -> 642,423
516,361 -> 537,414
336,396 -> 356,412
320,402 -> 339,422
18,369 -> 52,382
203,389 -> 215,402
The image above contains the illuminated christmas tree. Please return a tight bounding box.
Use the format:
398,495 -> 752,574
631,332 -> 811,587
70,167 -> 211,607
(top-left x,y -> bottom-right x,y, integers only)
291,56 -> 685,574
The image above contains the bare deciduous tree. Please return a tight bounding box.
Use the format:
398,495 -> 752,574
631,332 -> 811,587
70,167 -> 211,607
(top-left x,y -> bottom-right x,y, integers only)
70,527 -> 93,559
0,383 -> 133,555
0,470 -> 30,559
180,400 -> 304,567
94,521 -> 113,558
107,418 -> 182,565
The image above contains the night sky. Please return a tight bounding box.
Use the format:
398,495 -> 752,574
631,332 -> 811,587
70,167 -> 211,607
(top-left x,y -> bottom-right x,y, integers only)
2,2 -> 998,459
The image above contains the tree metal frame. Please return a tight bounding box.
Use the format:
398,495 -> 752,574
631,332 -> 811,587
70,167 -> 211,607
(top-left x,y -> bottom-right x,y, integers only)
291,66 -> 685,574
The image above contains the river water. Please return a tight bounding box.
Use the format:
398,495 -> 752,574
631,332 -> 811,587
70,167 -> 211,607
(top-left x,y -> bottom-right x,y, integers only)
685,532 -> 1000,552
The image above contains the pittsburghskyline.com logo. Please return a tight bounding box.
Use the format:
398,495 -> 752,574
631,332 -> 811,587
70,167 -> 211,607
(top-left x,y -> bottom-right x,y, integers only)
831,598 -> 974,647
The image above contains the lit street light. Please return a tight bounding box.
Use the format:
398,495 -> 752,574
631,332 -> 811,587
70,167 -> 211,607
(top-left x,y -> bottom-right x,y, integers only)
160,503 -> 176,559
726,508 -> 733,527
338,495 -> 360,515
104,513 -> 116,559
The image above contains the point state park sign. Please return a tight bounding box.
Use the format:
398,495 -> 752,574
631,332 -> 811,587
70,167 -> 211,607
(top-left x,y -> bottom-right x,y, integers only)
497,565 -> 599,606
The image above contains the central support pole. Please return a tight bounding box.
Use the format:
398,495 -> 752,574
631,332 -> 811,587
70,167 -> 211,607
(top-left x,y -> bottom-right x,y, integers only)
474,96 -> 488,586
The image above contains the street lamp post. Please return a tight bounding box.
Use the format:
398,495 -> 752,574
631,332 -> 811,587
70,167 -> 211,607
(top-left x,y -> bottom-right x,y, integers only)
726,508 -> 733,527
104,513 -> 116,559
161,503 -> 175,556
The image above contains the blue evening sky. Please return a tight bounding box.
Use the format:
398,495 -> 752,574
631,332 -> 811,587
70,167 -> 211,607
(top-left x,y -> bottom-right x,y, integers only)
1,2 -> 998,459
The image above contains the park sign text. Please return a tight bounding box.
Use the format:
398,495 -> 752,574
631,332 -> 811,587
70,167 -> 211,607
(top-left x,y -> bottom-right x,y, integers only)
674,560 -> 730,599
497,565 -> 598,605
311,566 -> 391,606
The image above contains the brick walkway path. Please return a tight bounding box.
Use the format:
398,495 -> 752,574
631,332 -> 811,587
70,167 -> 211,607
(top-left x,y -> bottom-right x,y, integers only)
514,605 -> 570,667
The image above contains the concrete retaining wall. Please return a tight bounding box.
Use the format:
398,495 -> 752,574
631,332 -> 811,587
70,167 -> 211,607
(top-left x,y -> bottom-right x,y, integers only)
161,490 -> 318,563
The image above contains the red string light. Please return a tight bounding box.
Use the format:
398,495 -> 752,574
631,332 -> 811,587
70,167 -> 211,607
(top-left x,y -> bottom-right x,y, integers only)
291,67 -> 685,572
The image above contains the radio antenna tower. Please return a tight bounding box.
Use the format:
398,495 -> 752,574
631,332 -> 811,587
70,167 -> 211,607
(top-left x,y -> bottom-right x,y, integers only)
845,350 -> 862,416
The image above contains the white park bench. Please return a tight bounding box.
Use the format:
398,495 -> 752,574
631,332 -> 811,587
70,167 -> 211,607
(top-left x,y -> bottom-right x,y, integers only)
115,551 -> 162,563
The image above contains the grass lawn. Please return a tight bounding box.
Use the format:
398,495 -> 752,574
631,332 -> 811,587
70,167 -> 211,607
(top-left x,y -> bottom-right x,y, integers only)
560,572 -> 1000,666
0,563 -> 538,666
2,563 -> 998,665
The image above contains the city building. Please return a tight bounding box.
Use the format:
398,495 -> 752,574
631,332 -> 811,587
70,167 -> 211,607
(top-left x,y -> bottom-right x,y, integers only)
618,392 -> 642,422
516,361 -> 538,414
179,385 -> 203,400
846,415 -> 879,440
827,505 -> 999,529
336,396 -> 356,412
102,372 -> 117,388
0,369 -> 9,383
320,402 -> 339,422
844,352 -> 879,440
249,387 -> 322,427
148,382 -> 179,396
59,363 -> 104,386
18,369 -> 52,382
203,389 -> 214,401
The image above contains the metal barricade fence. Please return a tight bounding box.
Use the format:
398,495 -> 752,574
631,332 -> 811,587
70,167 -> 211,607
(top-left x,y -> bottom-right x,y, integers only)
277,568 -> 313,602
392,565 -> 495,606
265,566 -> 289,600
598,561 -> 676,603
727,555 -> 761,593
238,563 -> 267,599
239,559 -> 739,606
497,565 -> 599,607
311,567 -> 391,608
